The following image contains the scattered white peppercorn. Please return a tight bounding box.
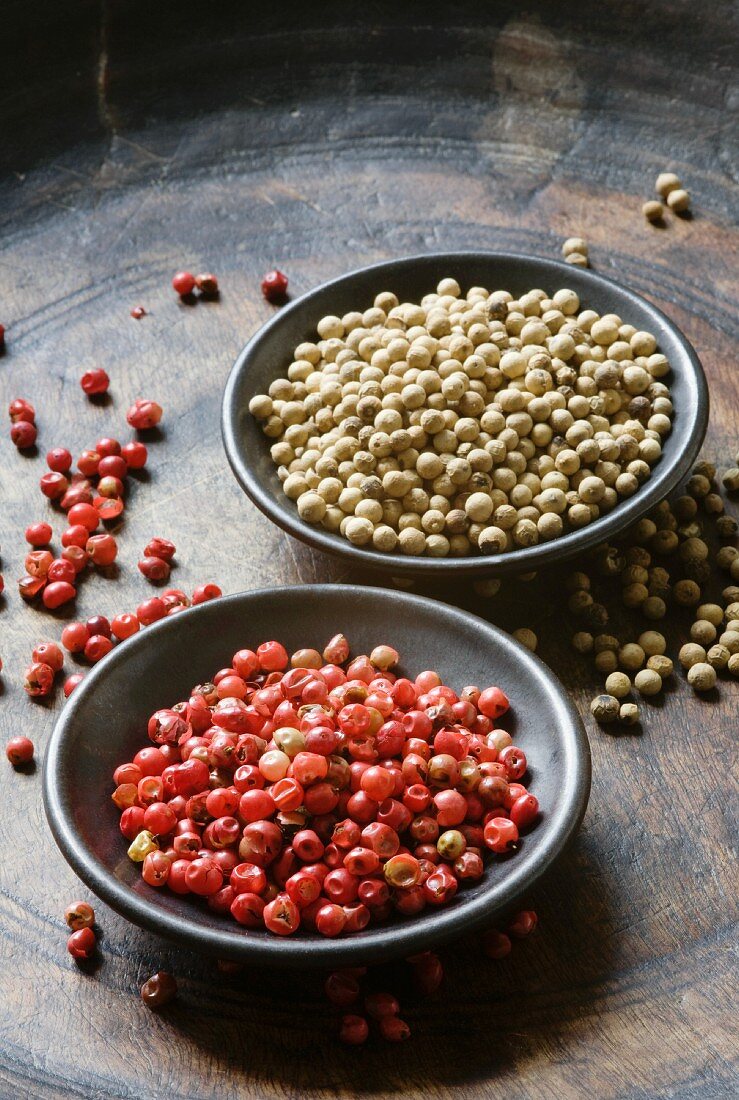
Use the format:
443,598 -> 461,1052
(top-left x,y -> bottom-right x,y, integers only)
722,468 -> 739,492
686,662 -> 717,692
250,278 -> 674,556
655,172 -> 681,198
590,694 -> 620,723
706,644 -> 730,670
666,189 -> 690,214
634,668 -> 662,696
647,654 -> 673,678
619,702 -> 640,724
727,652 -> 739,677
679,642 -> 707,669
572,631 -> 594,654
642,200 -> 664,223
512,628 -> 538,652
605,671 -> 631,699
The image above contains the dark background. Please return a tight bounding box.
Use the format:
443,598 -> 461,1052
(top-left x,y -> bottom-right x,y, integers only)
0,3 -> 737,1098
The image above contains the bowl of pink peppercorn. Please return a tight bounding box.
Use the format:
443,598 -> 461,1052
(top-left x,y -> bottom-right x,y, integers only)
43,585 -> 590,967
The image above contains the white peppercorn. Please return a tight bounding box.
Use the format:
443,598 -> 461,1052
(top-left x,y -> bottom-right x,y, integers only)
679,642 -> 706,669
655,172 -> 681,198
619,702 -> 640,724
634,668 -> 662,696
666,189 -> 690,213
687,662 -> 717,691
605,671 -> 631,698
590,694 -> 620,723
647,654 -> 673,678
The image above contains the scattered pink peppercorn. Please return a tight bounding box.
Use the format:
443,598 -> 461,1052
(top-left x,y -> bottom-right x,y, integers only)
172,271 -> 196,297
111,613 -> 140,641
64,901 -> 95,931
8,397 -> 35,423
261,269 -> 288,303
95,496 -> 125,521
32,641 -> 64,672
324,971 -> 361,1007
138,556 -> 171,582
46,447 -> 72,473
130,306 -> 146,320
144,537 -> 176,562
62,622 -> 89,652
96,436 -> 121,457
483,929 -> 512,959
6,736 -> 35,765
67,926 -> 96,960
141,971 -> 178,1008
339,1014 -> 369,1045
63,674 -> 84,697
97,474 -> 125,499
23,661 -> 55,697
48,559 -> 77,585
98,455 -> 128,480
25,522 -> 53,547
121,440 -> 147,468
508,909 -> 538,938
11,420 -> 37,448
0,323 -> 5,349
67,502 -> 99,532
43,581 -> 77,610
39,471 -> 68,500
85,634 -> 113,663
18,575 -> 45,600
86,616 -> 111,639
191,583 -> 222,604
195,272 -> 219,296
87,533 -> 118,567
80,368 -> 110,396
379,1016 -> 411,1042
127,399 -> 163,431
137,597 -> 166,626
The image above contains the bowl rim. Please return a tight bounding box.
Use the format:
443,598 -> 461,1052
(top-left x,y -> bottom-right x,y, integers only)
43,584 -> 591,967
222,250 -> 709,578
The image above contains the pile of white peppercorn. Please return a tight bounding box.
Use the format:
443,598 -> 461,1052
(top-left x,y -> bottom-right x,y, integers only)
250,279 -> 674,558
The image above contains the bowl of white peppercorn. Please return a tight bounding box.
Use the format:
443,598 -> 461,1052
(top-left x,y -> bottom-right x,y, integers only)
222,252 -> 708,578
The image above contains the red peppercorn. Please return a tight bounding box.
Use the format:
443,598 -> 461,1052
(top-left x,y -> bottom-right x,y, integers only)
97,474 -> 125,499
137,597 -> 167,626
483,929 -> 512,959
67,926 -> 96,960
67,502 -> 99,532
127,399 -> 163,430
121,440 -> 147,468
63,673 -> 84,697
98,454 -> 128,480
509,792 -> 539,830
339,1014 -> 369,1045
40,471 -> 68,499
76,449 -> 101,476
25,522 -> 53,547
483,816 -> 519,854
324,971 -> 360,1007
80,368 -> 110,396
261,269 -> 288,303
138,556 -> 171,582
9,397 -> 35,423
47,559 -> 77,585
85,634 -> 113,663
130,305 -> 146,320
42,581 -> 77,610
141,971 -> 178,1008
111,613 -> 140,641
508,909 -> 538,938
87,533 -> 118,567
379,1016 -> 411,1042
10,420 -> 37,448
46,447 -> 72,472
64,901 -> 95,930
192,583 -> 222,605
6,736 -> 34,765
18,575 -> 45,600
365,992 -> 399,1020
32,641 -> 64,672
61,545 -> 89,574
144,537 -> 176,562
409,951 -> 444,995
195,272 -> 219,296
498,745 -> 528,781
478,686 -> 510,719
94,496 -> 125,521
172,271 -> 196,296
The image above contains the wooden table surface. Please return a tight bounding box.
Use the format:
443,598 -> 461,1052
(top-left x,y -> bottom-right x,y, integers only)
1,3 -> 737,1097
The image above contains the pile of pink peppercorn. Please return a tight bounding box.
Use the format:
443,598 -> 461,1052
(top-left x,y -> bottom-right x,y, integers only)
111,633 -> 539,939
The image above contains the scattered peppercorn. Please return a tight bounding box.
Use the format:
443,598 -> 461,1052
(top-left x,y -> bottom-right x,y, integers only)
141,971 -> 178,1008
261,269 -> 289,303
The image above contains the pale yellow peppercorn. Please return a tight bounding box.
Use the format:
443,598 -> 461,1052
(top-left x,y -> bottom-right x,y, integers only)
513,628 -> 538,652
634,668 -> 662,696
619,702 -> 640,724
647,654 -> 673,678
572,631 -> 594,654
562,237 -> 588,258
707,644 -> 730,670
619,643 -> 645,671
605,671 -> 631,699
642,200 -> 664,223
637,630 -> 666,656
679,642 -> 706,669
590,694 -> 619,723
473,578 -> 501,598
722,467 -> 739,492
727,652 -> 739,677
595,650 -> 618,674
687,662 -> 716,691
565,253 -> 588,267
719,630 -> 739,654
690,619 -> 717,646
666,188 -> 690,213
655,172 -> 681,198
344,516 -> 374,546
128,830 -> 158,862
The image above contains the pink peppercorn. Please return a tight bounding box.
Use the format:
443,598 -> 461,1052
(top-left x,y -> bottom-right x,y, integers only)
261,269 -> 288,303
80,368 -> 110,396
191,583 -> 222,604
127,399 -> 162,430
67,927 -> 96,959
25,522 -> 53,547
10,419 -> 37,448
6,736 -> 35,765
23,661 -> 55,697
121,441 -> 147,468
138,556 -> 171,582
63,674 -> 84,697
42,581 -> 77,610
46,447 -> 72,472
8,398 -> 35,423
172,271 -> 196,296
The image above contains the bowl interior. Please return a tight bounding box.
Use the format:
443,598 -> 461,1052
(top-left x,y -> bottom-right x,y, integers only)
44,585 -> 590,967
223,251 -> 708,577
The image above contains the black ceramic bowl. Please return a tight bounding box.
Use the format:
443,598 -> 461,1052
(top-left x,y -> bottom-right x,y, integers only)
223,252 -> 708,579
44,585 -> 590,968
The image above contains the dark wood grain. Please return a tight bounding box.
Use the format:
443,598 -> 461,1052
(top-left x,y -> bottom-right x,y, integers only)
1,2 -> 737,1097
